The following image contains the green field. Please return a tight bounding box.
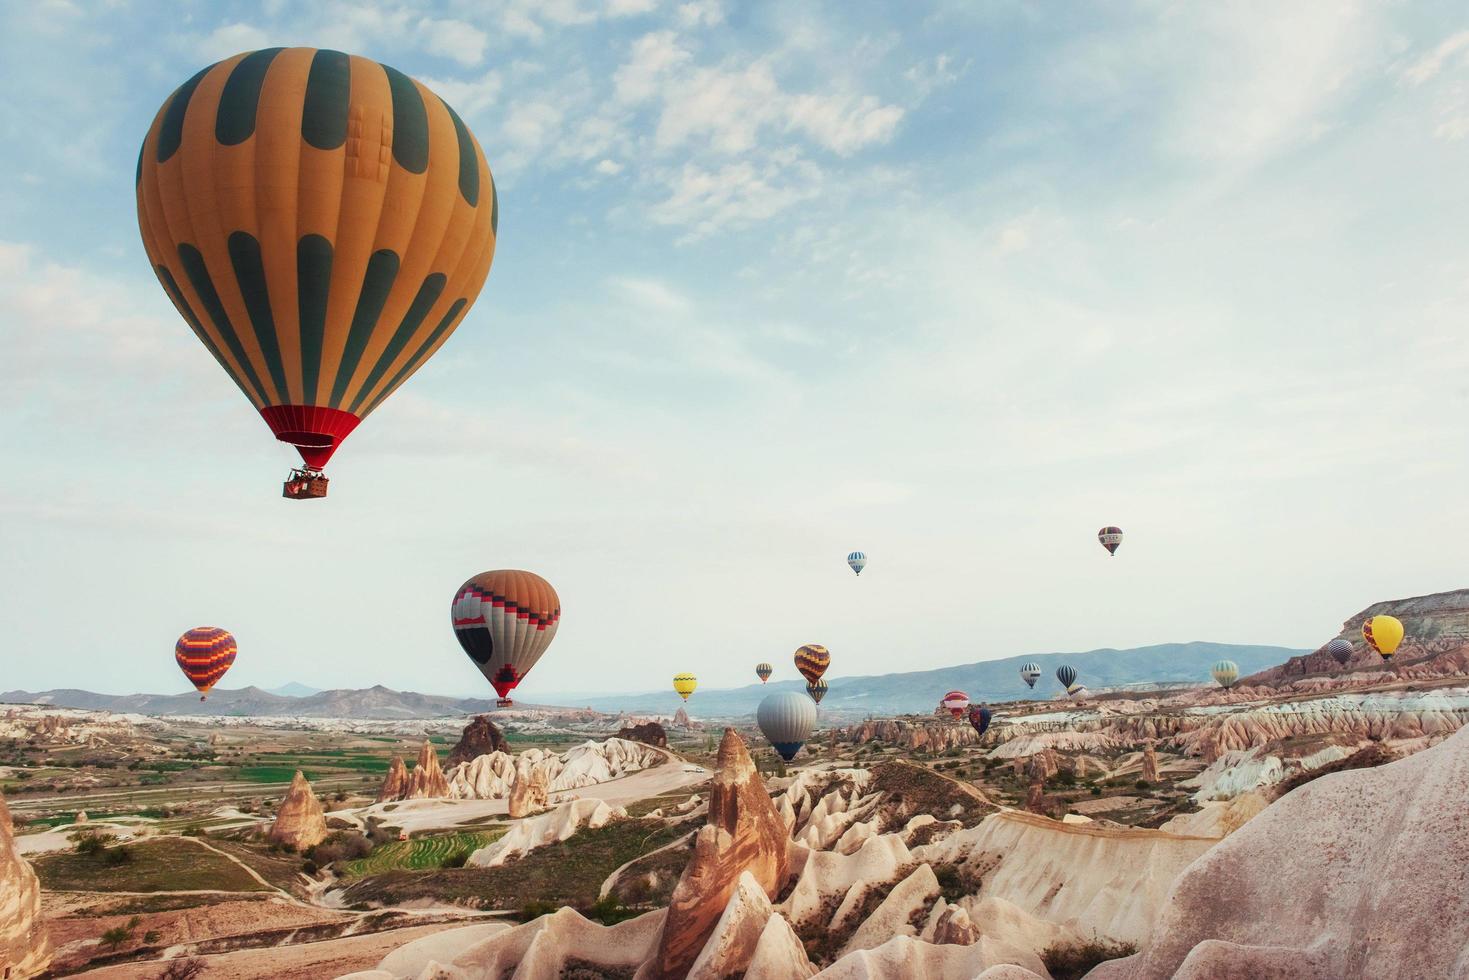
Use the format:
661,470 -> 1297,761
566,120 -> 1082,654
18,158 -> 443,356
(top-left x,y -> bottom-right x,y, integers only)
33,838 -> 270,894
344,830 -> 503,875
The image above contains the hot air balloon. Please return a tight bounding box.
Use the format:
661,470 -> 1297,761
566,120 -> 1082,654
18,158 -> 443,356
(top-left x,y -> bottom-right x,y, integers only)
940,690 -> 970,719
795,644 -> 830,685
806,678 -> 828,704
1098,526 -> 1123,555
847,552 -> 867,576
175,627 -> 237,701
1211,659 -> 1239,689
452,570 -> 560,706
756,663 -> 773,684
1327,637 -> 1353,666
136,49 -> 499,498
967,704 -> 992,737
1362,615 -> 1405,661
1019,663 -> 1041,689
757,691 -> 817,762
1067,682 -> 1084,698
1056,665 -> 1077,690
673,673 -> 698,701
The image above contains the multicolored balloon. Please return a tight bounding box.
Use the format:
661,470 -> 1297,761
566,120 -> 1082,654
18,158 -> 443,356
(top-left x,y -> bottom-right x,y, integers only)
1362,615 -> 1405,660
1211,659 -> 1239,689
757,691 -> 817,762
847,552 -> 867,576
175,627 -> 237,701
1056,665 -> 1077,690
673,673 -> 698,701
136,49 -> 499,492
967,704 -> 992,737
451,570 -> 560,706
1098,526 -> 1123,555
795,644 -> 831,685
1326,637 -> 1353,666
1019,663 -> 1041,689
806,678 -> 828,705
940,690 -> 970,719
756,662 -> 773,684
1066,682 -> 1084,698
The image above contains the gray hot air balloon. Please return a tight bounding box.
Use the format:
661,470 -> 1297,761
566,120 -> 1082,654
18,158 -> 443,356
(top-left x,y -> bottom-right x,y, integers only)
1020,663 -> 1041,689
1056,665 -> 1077,690
757,691 -> 817,761
1327,637 -> 1353,666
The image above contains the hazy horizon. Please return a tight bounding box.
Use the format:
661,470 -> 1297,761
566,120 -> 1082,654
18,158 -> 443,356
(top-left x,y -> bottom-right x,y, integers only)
5,2 -> 1469,698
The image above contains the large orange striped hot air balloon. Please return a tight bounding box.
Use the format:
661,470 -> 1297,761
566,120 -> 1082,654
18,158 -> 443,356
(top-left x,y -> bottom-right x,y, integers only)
452,570 -> 560,706
136,48 -> 498,498
175,627 -> 237,700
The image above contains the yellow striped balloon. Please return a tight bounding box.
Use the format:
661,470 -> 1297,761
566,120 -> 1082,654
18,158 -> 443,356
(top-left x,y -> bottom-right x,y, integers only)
673,673 -> 697,701
794,644 -> 830,685
136,48 -> 497,481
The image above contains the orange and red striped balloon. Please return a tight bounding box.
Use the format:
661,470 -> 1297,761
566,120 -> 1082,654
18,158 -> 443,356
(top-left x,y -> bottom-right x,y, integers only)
175,627 -> 237,700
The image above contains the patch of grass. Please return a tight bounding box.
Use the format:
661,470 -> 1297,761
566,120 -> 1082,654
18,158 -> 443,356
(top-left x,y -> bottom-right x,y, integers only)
32,837 -> 271,894
340,818 -> 686,911
236,766 -> 309,783
342,830 -> 503,876
1041,937 -> 1138,980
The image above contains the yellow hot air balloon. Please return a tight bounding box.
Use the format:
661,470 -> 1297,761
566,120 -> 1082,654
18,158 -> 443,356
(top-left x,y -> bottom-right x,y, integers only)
1362,615 -> 1404,660
673,673 -> 698,701
136,48 -> 498,498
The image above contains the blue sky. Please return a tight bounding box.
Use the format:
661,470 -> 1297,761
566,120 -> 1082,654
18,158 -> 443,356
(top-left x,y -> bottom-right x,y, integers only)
4,1 -> 1469,700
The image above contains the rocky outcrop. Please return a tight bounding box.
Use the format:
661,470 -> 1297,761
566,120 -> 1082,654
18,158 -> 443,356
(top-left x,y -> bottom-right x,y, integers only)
673,706 -> 701,730
1089,722 -> 1469,979
406,741 -> 449,799
508,755 -> 550,819
376,756 -> 407,802
842,719 -> 978,753
447,714 -> 508,767
1141,741 -> 1160,783
646,729 -> 791,980
684,870 -> 815,979
267,770 -> 327,850
443,738 -> 668,800
617,720 -> 669,748
467,798 -> 626,868
0,790 -> 50,979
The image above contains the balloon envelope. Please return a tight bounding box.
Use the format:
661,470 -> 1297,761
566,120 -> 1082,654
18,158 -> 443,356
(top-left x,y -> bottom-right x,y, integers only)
756,662 -> 773,683
806,678 -> 828,704
1098,526 -> 1123,555
673,673 -> 698,701
847,552 -> 866,576
1056,665 -> 1077,689
758,691 -> 817,761
940,690 -> 969,719
1020,663 -> 1041,688
795,644 -> 830,684
1326,637 -> 1353,666
136,49 -> 498,474
175,627 -> 237,698
1211,659 -> 1239,688
967,705 -> 992,737
452,570 -> 560,704
1362,616 -> 1405,659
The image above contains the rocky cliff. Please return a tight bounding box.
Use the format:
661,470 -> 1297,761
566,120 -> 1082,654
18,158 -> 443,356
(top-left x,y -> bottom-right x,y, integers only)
267,770 -> 327,850
617,720 -> 669,748
0,790 -> 50,979
376,741 -> 450,802
446,715 -> 508,767
841,718 -> 979,752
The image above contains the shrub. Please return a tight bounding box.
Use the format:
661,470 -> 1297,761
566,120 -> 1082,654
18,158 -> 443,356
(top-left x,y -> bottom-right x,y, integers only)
1041,937 -> 1138,980
74,833 -> 106,856
1052,769 -> 1077,787
1090,786 -> 1102,796
154,958 -> 206,980
519,899 -> 559,922
102,845 -> 133,866
441,851 -> 469,869
1135,779 -> 1151,791
586,895 -> 640,925
143,929 -> 161,944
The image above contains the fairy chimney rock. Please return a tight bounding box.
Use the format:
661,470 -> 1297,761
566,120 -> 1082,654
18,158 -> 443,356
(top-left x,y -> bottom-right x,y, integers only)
378,756 -> 408,802
448,715 -> 508,767
268,771 -> 327,850
0,790 -> 51,978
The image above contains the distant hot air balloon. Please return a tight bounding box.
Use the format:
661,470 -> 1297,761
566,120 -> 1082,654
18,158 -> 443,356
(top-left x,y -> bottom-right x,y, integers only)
137,49 -> 499,498
795,644 -> 831,685
806,678 -> 828,704
847,552 -> 867,576
1067,683 -> 1084,698
1327,637 -> 1353,666
940,690 -> 970,719
673,673 -> 698,701
175,627 -> 237,701
1211,659 -> 1239,689
756,663 -> 773,684
758,691 -> 817,762
968,704 -> 992,737
452,570 -> 560,706
1362,615 -> 1405,661
1098,526 -> 1123,555
1019,663 -> 1041,689
1056,665 -> 1077,690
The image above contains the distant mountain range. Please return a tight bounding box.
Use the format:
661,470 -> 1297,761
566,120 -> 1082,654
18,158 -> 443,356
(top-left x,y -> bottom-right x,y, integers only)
267,682 -> 322,698
0,641 -> 1301,720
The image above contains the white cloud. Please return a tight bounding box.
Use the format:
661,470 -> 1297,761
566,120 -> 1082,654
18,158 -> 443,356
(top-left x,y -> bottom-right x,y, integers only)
609,276 -> 693,315
676,0 -> 725,28
1401,30 -> 1469,86
784,92 -> 904,155
417,70 -> 503,116
595,158 -> 624,175
648,158 -> 824,238
419,17 -> 488,67
614,30 -> 691,103
196,22 -> 271,61
607,0 -> 659,16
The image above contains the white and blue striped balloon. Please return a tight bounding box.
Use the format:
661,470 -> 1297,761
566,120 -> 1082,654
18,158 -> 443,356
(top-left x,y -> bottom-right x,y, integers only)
847,552 -> 867,575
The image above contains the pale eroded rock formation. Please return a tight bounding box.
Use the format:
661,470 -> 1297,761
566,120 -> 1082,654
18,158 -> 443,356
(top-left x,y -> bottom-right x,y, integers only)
268,770 -> 327,850
0,790 -> 50,979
